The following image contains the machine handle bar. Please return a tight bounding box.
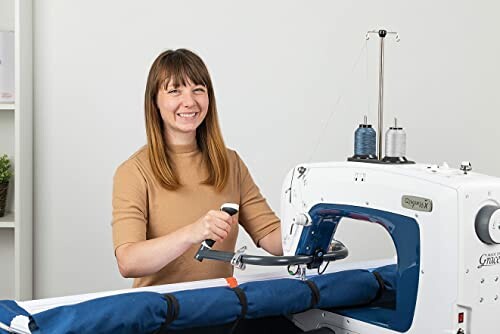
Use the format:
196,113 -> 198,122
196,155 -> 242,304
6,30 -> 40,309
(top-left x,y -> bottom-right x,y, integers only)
196,243 -> 348,267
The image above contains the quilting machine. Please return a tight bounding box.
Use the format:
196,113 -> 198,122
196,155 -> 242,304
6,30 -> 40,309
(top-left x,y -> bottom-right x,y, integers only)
280,159 -> 500,334
190,154 -> 500,334
282,29 -> 500,334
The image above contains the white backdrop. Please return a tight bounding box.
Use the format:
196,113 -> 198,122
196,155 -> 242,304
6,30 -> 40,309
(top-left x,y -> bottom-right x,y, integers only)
33,0 -> 500,298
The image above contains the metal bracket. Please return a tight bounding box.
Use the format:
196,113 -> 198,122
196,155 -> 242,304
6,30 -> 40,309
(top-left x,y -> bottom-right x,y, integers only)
298,265 -> 307,281
231,246 -> 247,270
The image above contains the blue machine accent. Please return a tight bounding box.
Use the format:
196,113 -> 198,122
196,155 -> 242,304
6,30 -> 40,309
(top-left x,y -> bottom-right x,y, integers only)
296,203 -> 420,333
296,215 -> 341,256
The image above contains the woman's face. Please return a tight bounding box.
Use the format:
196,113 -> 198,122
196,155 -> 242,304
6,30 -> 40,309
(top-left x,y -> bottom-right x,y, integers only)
157,79 -> 209,140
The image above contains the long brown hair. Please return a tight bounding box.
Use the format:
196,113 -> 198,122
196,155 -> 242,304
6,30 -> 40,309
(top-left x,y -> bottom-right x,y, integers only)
144,49 -> 229,191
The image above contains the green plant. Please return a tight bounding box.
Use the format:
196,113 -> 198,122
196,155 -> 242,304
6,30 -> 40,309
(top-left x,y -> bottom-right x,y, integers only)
0,154 -> 13,184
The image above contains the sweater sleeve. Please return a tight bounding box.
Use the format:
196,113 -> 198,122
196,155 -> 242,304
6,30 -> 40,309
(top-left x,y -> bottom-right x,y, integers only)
111,160 -> 148,253
234,151 -> 281,246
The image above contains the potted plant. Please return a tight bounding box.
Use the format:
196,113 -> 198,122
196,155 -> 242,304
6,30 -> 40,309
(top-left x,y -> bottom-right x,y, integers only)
0,154 -> 13,217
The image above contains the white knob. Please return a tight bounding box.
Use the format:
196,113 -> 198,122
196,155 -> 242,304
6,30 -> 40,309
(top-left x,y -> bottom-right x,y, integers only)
293,213 -> 310,226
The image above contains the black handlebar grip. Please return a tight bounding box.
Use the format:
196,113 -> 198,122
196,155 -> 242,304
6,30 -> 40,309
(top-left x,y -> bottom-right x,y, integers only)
194,203 -> 239,262
203,205 -> 239,247
204,239 -> 216,248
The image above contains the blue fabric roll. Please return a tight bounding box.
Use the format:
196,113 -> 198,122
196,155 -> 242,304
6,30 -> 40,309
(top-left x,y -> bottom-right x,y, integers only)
311,269 -> 381,309
169,286 -> 240,330
242,278 -> 312,319
373,264 -> 398,292
0,300 -> 31,334
30,292 -> 168,334
0,265 -> 397,334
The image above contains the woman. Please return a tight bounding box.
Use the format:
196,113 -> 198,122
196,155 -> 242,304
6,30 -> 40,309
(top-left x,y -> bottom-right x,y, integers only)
112,49 -> 283,288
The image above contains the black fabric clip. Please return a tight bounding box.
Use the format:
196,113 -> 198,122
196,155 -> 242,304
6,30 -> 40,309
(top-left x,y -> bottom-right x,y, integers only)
372,271 -> 386,302
304,280 -> 321,309
154,293 -> 180,334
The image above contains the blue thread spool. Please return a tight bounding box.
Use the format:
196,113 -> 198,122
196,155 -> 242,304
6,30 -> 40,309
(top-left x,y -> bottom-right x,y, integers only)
353,116 -> 376,158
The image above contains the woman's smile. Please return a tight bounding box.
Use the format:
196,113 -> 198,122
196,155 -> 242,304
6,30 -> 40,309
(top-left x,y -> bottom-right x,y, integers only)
176,111 -> 199,119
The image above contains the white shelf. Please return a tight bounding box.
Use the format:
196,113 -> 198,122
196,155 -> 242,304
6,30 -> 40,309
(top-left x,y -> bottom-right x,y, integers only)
0,104 -> 15,110
0,0 -> 33,301
0,212 -> 15,228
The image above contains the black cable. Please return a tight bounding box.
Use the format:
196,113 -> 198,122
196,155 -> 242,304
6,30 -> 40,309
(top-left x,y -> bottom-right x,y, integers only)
317,261 -> 330,275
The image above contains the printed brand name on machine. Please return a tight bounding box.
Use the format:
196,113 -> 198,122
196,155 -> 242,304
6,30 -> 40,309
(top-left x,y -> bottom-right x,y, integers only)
478,252 -> 500,269
401,195 -> 433,212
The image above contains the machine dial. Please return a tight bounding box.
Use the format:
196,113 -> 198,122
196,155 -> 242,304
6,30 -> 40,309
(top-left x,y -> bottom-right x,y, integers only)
475,205 -> 500,244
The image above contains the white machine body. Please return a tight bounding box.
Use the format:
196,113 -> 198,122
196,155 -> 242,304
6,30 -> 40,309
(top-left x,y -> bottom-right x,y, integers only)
281,161 -> 500,334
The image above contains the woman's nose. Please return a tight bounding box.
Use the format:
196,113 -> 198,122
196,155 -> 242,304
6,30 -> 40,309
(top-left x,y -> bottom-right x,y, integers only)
182,92 -> 196,107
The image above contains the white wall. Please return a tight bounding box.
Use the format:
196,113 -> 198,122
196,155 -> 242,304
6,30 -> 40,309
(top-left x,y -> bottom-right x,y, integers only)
0,0 -> 14,31
33,0 -> 500,298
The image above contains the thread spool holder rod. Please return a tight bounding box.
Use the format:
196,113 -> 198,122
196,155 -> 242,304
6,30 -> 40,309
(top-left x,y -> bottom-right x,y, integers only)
366,29 -> 399,160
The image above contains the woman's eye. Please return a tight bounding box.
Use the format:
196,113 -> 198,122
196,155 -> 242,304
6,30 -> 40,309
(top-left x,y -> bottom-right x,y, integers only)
194,88 -> 206,93
167,89 -> 178,94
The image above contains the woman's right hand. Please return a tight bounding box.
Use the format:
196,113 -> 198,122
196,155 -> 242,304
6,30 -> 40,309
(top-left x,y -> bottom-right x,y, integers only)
187,210 -> 234,245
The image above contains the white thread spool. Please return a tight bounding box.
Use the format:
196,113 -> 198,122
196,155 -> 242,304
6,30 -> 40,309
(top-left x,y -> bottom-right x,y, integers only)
385,118 -> 406,158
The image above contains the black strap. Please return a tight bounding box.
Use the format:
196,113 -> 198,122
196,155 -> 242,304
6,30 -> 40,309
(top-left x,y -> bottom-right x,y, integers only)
304,280 -> 321,309
372,271 -> 386,301
154,293 -> 180,334
229,287 -> 248,334
28,317 -> 39,332
232,287 -> 248,320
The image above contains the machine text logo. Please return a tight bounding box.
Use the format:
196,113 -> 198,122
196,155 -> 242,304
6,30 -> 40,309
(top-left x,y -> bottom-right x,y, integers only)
401,195 -> 433,212
478,252 -> 500,269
